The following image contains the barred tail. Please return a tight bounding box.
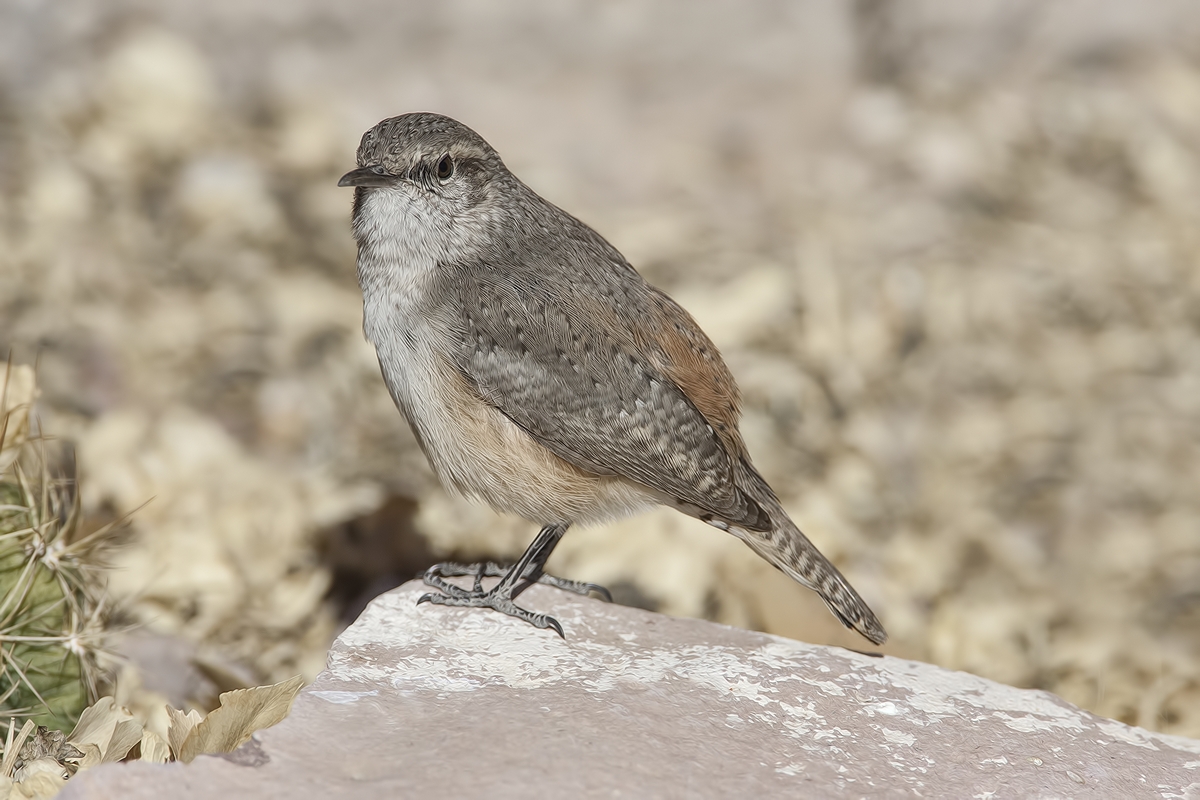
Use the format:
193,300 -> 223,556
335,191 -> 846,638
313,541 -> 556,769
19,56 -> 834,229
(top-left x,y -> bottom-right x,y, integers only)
730,489 -> 887,645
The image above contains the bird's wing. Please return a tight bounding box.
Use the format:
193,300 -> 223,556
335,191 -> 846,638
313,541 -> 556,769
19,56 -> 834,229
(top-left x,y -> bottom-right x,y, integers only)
439,261 -> 767,529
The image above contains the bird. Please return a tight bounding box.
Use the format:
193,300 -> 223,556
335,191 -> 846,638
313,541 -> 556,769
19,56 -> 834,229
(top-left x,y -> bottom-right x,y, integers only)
338,112 -> 886,644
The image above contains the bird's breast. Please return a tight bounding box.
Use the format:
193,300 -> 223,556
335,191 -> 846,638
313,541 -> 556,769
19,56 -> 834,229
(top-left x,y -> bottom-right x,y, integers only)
363,269 -> 655,527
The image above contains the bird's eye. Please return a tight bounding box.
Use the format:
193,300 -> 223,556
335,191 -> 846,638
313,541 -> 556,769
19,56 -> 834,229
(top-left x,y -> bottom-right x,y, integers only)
436,155 -> 454,182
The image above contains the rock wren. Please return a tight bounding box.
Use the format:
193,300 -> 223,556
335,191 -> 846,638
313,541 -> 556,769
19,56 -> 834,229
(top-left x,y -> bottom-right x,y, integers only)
339,112 -> 887,644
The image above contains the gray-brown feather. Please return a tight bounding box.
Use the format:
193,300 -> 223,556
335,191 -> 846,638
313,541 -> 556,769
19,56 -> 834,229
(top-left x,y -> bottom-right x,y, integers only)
431,238 -> 768,531
734,465 -> 887,644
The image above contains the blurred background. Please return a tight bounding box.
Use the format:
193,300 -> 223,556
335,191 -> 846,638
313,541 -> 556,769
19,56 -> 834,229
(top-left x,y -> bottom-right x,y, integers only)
1,0 -> 1198,737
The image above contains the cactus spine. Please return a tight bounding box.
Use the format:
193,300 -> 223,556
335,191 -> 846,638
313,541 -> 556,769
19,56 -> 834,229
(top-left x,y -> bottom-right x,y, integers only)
1,364 -> 111,731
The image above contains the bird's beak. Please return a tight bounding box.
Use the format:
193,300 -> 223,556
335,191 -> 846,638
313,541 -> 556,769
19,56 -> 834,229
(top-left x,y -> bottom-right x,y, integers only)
337,165 -> 395,188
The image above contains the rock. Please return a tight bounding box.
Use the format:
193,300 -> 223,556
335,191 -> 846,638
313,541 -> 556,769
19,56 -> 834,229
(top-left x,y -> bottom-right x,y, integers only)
61,582 -> 1200,798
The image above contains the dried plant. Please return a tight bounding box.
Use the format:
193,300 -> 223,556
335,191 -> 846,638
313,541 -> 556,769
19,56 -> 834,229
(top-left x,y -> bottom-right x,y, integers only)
0,677 -> 303,798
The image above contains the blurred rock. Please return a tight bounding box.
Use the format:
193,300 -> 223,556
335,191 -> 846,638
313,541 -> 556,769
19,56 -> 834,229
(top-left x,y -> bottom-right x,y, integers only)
176,153 -> 283,242
76,408 -> 379,683
86,27 -> 219,175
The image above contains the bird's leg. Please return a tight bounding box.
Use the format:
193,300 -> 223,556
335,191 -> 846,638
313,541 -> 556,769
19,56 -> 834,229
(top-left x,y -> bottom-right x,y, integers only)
419,523 -> 608,637
421,526 -> 612,602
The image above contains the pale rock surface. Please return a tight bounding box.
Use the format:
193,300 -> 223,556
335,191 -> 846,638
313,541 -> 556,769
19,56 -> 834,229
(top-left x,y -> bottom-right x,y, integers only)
63,583 -> 1200,799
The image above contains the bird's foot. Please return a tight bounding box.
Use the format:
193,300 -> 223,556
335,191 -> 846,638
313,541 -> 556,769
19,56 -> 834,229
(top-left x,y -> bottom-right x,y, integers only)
421,561 -> 612,602
418,561 -> 611,638
417,588 -> 565,638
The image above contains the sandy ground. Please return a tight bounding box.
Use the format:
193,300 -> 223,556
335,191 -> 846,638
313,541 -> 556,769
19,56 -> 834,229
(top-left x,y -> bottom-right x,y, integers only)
1,1 -> 1198,736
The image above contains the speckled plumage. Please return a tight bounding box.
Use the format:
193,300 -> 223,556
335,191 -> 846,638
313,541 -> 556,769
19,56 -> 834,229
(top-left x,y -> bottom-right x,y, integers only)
342,112 -> 886,644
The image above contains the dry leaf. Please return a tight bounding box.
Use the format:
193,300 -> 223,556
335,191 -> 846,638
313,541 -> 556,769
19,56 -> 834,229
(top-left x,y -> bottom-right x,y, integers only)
165,706 -> 203,760
68,699 -> 123,749
67,698 -> 143,763
71,744 -> 102,772
177,675 -> 303,763
138,730 -> 170,764
102,720 -> 142,764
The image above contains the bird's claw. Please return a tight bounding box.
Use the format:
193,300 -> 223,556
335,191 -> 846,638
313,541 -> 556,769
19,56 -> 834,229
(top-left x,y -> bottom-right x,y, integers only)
587,583 -> 613,603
